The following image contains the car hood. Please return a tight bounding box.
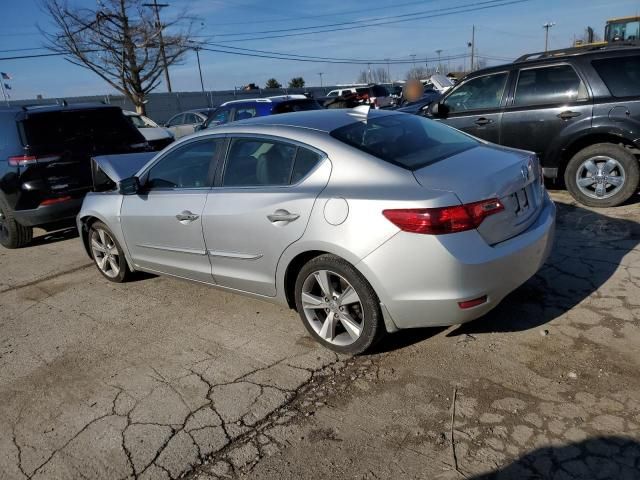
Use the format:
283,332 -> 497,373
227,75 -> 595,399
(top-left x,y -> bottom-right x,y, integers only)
136,127 -> 173,141
92,152 -> 156,184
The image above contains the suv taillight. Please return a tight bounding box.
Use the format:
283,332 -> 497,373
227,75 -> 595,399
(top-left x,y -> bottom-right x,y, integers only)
8,154 -> 60,166
383,199 -> 504,235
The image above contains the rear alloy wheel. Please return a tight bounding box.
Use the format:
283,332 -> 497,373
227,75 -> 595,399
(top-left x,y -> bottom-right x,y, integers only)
0,196 -> 33,249
295,254 -> 385,354
565,143 -> 639,208
89,221 -> 130,282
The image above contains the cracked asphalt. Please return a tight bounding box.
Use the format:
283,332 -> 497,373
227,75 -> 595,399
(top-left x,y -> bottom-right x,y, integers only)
1,191 -> 639,480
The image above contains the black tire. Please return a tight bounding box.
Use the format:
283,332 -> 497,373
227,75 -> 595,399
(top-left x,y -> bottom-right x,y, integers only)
564,143 -> 639,208
0,196 -> 33,249
88,221 -> 131,283
294,254 -> 385,355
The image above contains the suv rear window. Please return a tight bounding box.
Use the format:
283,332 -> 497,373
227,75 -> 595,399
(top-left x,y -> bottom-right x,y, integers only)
592,55 -> 640,98
23,108 -> 142,149
330,114 -> 478,170
272,99 -> 322,114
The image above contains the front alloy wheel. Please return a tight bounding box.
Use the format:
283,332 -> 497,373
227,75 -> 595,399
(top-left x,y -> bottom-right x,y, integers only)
89,221 -> 130,282
575,156 -> 625,200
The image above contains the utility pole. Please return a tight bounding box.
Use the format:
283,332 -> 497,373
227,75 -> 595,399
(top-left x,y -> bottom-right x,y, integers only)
143,0 -> 172,92
195,47 -> 205,93
367,63 -> 371,83
543,22 -> 556,52
317,72 -> 323,87
435,49 -> 443,73
385,59 -> 390,83
410,54 -> 416,68
469,25 -> 475,72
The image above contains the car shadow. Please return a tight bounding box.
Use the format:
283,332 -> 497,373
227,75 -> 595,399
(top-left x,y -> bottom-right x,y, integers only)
30,226 -> 79,246
469,436 -> 640,479
447,201 -> 639,337
368,326 -> 447,354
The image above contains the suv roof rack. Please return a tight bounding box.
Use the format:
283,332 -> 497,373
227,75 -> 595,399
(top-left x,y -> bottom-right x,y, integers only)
514,42 -> 640,63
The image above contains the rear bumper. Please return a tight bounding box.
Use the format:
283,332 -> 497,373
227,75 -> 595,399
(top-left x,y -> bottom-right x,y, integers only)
357,194 -> 556,329
13,197 -> 84,228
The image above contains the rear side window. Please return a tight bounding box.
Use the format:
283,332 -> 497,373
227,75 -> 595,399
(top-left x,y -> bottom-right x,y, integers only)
0,113 -> 20,154
330,114 -> 478,170
22,109 -> 142,149
514,65 -> 588,106
234,107 -> 257,121
592,55 -> 640,98
291,148 -> 322,183
223,139 -> 297,187
166,114 -> 184,126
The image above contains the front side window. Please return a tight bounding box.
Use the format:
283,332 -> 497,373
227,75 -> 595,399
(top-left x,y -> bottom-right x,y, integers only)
146,139 -> 220,189
184,113 -> 199,124
514,64 -> 588,106
222,138 -> 297,187
592,55 -> 640,98
443,72 -> 508,113
330,114 -> 478,170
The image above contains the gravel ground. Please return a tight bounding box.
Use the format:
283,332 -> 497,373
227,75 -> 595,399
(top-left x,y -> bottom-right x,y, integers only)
0,191 -> 638,480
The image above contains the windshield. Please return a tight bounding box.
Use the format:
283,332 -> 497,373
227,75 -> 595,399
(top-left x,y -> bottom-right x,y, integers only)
128,114 -> 147,128
330,114 -> 478,170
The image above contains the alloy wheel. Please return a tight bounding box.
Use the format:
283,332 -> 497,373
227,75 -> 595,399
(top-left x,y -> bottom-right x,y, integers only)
90,228 -> 120,279
301,269 -> 365,346
576,156 -> 626,200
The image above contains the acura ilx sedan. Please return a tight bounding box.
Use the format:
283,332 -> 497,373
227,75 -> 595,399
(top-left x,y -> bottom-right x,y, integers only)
78,107 -> 555,354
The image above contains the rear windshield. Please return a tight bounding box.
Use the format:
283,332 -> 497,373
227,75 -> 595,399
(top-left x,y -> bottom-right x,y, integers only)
273,99 -> 322,114
330,114 -> 478,170
23,108 -> 143,149
592,55 -> 640,98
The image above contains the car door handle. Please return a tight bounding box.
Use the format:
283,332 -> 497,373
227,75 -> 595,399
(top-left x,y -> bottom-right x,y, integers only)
267,210 -> 300,223
557,110 -> 581,120
175,210 -> 200,222
474,117 -> 493,126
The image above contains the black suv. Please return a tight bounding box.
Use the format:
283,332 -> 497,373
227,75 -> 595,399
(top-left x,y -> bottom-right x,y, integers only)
0,103 -> 148,248
426,45 -> 640,207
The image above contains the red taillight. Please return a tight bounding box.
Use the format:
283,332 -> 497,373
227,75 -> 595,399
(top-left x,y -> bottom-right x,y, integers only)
8,154 -> 61,166
8,155 -> 38,166
40,196 -> 72,206
382,199 -> 504,235
458,295 -> 488,309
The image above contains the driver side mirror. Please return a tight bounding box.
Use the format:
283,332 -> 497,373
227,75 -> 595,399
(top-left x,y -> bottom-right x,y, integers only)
429,102 -> 449,118
119,176 -> 140,195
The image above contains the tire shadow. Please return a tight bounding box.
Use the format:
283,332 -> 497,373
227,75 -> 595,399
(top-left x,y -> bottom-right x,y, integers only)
470,436 -> 640,479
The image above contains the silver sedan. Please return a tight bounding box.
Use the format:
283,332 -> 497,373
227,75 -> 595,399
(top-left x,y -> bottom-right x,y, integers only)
78,108 -> 555,354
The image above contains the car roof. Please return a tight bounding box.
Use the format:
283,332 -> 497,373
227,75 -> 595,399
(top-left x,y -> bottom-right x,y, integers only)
0,102 -> 120,116
220,95 -> 309,107
209,107 -> 400,134
463,44 -> 640,80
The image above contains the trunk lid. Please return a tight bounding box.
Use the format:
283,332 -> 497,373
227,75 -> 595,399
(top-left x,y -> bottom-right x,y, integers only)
413,144 -> 544,245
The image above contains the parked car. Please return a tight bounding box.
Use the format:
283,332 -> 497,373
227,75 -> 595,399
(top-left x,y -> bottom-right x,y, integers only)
78,108 -> 555,354
164,108 -> 217,139
326,87 -> 358,98
325,85 -> 392,108
394,88 -> 442,114
200,95 -> 322,129
123,110 -> 174,151
0,103 -> 148,248
425,44 -> 640,207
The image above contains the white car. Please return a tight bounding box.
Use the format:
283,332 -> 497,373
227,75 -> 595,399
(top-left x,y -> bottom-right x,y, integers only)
164,109 -> 217,139
123,110 -> 174,151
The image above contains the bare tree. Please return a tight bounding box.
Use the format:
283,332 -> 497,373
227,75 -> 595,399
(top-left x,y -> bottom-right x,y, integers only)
41,0 -> 197,114
356,67 -> 390,84
405,66 -> 430,81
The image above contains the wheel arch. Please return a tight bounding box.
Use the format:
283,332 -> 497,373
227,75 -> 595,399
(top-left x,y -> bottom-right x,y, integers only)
561,133 -> 639,178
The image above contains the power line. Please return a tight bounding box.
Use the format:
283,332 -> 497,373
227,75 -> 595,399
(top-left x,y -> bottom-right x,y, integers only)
196,0 -> 532,43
